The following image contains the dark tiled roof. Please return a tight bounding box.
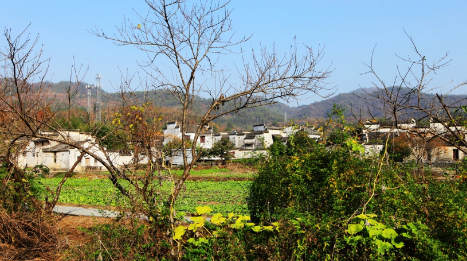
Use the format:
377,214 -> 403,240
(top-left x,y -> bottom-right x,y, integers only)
366,132 -> 399,144
244,133 -> 256,140
42,144 -> 72,152
119,150 -> 132,156
272,134 -> 287,142
33,138 -> 49,143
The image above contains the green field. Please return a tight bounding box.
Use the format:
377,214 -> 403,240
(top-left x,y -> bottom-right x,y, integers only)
39,177 -> 251,214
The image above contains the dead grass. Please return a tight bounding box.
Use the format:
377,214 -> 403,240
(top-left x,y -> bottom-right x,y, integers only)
0,210 -> 61,260
0,207 -> 116,261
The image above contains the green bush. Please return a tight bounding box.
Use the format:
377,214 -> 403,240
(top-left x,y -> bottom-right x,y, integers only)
249,132 -> 368,221
0,163 -> 43,212
247,129 -> 467,259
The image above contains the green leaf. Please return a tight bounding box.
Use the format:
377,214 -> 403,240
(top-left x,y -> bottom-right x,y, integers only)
175,211 -> 186,220
392,236 -> 404,248
197,238 -> 208,244
417,222 -> 429,230
368,227 -> 382,238
374,222 -> 386,230
347,224 -> 364,235
407,222 -> 418,231
382,228 -> 398,239
375,239 -> 393,255
401,232 -> 412,239
345,235 -> 362,246
355,214 -> 368,220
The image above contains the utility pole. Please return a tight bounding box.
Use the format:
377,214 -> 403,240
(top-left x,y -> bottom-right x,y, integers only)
284,111 -> 287,126
86,84 -> 92,116
95,74 -> 102,122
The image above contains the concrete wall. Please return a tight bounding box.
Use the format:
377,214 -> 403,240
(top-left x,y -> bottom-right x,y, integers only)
171,149 -> 193,166
42,151 -> 70,170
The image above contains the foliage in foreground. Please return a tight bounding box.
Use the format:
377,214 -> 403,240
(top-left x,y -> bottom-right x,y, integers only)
69,204 -> 462,260
247,130 -> 467,260
65,129 -> 467,260
0,164 -> 61,260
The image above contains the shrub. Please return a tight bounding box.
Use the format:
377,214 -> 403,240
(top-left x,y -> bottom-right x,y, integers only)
0,163 -> 43,212
247,130 -> 467,259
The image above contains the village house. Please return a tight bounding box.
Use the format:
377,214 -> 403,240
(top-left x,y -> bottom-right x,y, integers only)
163,122 -> 324,165
162,122 -> 214,149
17,130 -> 146,172
361,119 -> 467,163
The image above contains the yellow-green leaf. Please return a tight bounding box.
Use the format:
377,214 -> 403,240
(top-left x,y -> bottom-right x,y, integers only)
211,213 -> 226,225
252,226 -> 262,232
196,206 -> 212,215
190,216 -> 205,224
263,226 -> 274,231
347,224 -> 364,235
173,226 -> 186,240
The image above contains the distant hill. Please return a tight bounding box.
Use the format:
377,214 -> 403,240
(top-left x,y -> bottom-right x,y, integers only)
293,88 -> 467,120
44,81 -> 467,128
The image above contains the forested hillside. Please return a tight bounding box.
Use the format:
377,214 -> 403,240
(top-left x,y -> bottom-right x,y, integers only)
48,81 -> 467,129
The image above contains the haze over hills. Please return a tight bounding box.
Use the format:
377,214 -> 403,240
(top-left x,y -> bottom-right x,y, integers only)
48,81 -> 467,129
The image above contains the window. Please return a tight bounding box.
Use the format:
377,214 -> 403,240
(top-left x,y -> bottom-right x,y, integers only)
54,152 -> 57,163
200,136 -> 206,143
453,149 -> 459,161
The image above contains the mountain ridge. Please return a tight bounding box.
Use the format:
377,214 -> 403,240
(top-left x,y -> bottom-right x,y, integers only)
47,81 -> 467,128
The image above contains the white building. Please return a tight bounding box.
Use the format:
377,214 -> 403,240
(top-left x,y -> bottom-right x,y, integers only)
163,122 -> 214,149
17,130 -> 145,172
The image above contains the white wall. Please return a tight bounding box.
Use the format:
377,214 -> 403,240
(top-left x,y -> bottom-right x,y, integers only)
363,144 -> 384,157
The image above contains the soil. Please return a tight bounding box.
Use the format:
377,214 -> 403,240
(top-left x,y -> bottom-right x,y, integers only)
55,214 -> 113,249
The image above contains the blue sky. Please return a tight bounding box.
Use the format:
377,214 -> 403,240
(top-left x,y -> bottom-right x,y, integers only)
2,1 -> 466,105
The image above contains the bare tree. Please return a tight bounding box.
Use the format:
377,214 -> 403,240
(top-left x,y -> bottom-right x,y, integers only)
0,25 -> 55,211
64,58 -> 88,127
0,26 -> 169,218
360,32 -> 467,157
91,0 -> 333,209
